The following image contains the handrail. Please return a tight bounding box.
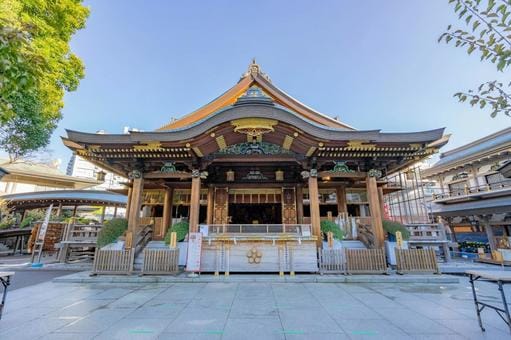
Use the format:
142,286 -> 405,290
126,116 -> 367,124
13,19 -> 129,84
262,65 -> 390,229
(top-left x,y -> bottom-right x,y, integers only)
433,179 -> 511,200
134,224 -> 153,257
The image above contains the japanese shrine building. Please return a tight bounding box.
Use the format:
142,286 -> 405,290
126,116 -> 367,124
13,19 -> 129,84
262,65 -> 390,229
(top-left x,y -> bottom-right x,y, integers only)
62,61 -> 449,269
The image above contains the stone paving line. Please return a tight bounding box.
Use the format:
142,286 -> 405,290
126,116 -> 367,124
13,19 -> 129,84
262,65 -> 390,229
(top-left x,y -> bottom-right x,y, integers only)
0,278 -> 510,339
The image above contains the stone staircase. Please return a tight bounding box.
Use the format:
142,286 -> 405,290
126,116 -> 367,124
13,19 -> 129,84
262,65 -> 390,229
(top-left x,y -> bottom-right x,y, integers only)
339,240 -> 367,249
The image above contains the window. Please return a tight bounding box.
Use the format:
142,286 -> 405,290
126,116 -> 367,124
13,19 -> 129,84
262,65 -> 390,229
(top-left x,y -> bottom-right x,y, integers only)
485,173 -> 511,190
448,181 -> 467,195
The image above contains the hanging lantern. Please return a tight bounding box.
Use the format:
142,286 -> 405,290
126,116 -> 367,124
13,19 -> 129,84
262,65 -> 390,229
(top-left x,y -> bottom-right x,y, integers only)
275,169 -> 284,181
96,170 -> 106,182
226,170 -> 235,182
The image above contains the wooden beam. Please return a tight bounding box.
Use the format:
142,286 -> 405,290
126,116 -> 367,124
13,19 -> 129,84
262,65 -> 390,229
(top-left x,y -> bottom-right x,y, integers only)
366,176 -> 384,248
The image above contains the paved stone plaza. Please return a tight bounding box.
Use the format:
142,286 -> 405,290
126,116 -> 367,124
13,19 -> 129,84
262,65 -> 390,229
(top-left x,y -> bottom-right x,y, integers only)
1,277 -> 510,339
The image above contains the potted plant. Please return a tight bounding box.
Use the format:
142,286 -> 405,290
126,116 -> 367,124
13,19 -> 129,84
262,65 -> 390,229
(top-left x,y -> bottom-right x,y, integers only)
320,220 -> 344,248
164,221 -> 189,266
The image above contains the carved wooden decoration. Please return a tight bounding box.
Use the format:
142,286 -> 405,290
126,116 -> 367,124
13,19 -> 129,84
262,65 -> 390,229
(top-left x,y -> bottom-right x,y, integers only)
281,187 -> 297,224
213,187 -> 229,224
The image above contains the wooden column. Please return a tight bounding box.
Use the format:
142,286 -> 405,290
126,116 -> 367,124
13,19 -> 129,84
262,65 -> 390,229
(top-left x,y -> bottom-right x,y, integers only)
127,175 -> 144,248
126,186 -> 133,218
377,187 -> 385,219
336,186 -> 347,215
296,185 -> 304,224
56,203 -> 63,218
206,185 -> 214,225
308,171 -> 322,247
189,171 -> 201,233
366,176 -> 384,248
113,206 -> 118,218
162,188 -> 174,235
99,206 -> 106,224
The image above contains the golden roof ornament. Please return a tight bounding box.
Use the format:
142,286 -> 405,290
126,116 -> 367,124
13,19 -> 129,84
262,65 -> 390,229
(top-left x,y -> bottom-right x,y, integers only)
241,58 -> 271,82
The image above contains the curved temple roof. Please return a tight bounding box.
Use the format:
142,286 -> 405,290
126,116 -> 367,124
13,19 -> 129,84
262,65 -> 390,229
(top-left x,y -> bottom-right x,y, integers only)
158,60 -> 354,131
1,190 -> 127,209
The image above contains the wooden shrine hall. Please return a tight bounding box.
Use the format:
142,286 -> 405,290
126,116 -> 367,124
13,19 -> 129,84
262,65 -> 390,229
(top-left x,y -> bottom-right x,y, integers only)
62,60 -> 449,273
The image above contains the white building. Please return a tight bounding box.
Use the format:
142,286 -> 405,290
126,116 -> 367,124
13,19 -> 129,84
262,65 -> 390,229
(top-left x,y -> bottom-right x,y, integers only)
66,154 -> 126,191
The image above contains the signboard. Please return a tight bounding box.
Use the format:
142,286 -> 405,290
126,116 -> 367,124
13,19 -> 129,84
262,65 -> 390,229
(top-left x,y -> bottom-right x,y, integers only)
185,232 -> 203,272
395,231 -> 403,249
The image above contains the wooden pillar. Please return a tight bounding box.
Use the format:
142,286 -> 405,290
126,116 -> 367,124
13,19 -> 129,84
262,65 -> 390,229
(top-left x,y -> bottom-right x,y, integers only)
162,188 -> 174,235
482,217 -> 497,253
296,185 -> 304,224
206,185 -> 214,225
308,171 -> 322,247
126,186 -> 133,218
56,203 -> 63,218
99,206 -> 106,224
113,206 -> 118,218
377,187 -> 385,220
189,171 -> 201,233
366,176 -> 384,248
336,186 -> 347,215
127,175 -> 144,248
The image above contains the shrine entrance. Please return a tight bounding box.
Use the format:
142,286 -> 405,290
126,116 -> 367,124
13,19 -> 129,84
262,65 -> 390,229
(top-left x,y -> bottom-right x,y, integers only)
228,203 -> 282,224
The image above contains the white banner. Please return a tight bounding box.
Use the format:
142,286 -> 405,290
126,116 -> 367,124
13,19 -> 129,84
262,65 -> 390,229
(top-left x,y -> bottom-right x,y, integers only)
185,232 -> 202,272
37,204 -> 53,242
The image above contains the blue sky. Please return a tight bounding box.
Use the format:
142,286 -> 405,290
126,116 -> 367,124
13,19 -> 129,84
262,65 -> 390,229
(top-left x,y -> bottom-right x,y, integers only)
49,0 -> 509,167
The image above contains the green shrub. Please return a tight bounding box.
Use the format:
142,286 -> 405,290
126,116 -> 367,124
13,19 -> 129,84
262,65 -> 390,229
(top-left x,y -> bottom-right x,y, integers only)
382,219 -> 410,240
164,221 -> 189,244
320,220 -> 344,240
97,218 -> 128,248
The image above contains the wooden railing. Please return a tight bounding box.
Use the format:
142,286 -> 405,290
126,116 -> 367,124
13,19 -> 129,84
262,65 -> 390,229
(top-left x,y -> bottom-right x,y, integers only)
433,179 -> 511,200
345,249 -> 387,274
206,224 -> 312,236
142,248 -> 179,275
319,249 -> 346,274
91,248 -> 134,275
134,225 -> 153,258
395,248 -> 440,274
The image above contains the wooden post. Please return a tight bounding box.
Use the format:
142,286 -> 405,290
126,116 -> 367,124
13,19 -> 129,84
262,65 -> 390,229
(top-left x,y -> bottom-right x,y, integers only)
296,185 -> 304,224
206,185 -> 214,225
56,203 -> 63,218
308,171 -> 322,247
99,206 -> 106,224
366,176 -> 384,248
377,187 -> 385,219
336,186 -> 347,215
189,171 -> 201,233
126,185 -> 133,218
162,188 -> 174,236
113,206 -> 118,218
127,175 -> 144,248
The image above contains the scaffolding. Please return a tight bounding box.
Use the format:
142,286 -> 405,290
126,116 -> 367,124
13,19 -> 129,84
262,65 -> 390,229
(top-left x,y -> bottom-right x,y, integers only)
384,166 -> 433,224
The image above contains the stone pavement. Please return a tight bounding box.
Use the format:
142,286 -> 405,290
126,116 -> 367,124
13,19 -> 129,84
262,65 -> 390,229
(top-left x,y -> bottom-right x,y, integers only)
0,278 -> 510,339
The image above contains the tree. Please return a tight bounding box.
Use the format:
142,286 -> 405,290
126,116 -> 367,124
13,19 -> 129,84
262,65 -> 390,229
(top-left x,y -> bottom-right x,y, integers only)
0,0 -> 89,161
439,0 -> 511,117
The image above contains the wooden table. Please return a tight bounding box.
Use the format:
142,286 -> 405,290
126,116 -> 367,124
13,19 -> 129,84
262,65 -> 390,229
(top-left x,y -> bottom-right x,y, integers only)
0,271 -> 14,320
466,270 -> 511,334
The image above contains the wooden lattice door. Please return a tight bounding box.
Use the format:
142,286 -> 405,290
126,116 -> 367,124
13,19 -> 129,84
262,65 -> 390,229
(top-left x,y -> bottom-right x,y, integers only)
213,187 -> 229,224
282,187 -> 297,224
